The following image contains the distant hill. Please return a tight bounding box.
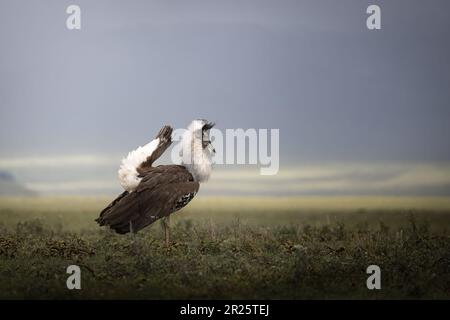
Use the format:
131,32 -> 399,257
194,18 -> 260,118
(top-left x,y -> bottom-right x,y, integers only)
0,170 -> 36,196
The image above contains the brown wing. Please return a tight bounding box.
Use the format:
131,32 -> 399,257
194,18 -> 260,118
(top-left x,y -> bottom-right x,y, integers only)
138,125 -> 173,171
96,165 -> 199,234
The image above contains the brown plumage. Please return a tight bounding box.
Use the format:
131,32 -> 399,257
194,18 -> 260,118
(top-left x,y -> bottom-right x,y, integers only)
96,125 -> 199,234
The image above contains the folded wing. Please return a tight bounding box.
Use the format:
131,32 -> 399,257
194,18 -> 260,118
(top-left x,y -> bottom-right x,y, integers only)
96,165 -> 199,234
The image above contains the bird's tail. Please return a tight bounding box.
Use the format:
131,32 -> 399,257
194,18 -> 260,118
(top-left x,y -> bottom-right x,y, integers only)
96,191 -> 133,234
96,190 -> 161,234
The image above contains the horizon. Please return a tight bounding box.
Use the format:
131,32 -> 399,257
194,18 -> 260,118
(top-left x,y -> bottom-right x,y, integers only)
1,153 -> 450,197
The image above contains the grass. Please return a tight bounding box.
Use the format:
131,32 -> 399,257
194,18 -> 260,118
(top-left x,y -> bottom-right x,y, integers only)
0,196 -> 450,299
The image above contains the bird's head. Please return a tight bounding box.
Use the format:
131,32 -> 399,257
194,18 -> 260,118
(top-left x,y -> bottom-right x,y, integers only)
187,119 -> 216,154
181,119 -> 215,182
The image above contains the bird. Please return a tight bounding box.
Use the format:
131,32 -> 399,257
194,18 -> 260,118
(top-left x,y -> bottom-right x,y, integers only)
96,119 -> 215,245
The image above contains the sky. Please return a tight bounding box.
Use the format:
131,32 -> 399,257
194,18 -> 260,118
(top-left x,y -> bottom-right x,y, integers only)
0,1 -> 450,196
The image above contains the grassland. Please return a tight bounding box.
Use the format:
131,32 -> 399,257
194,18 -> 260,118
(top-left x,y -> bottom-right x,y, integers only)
0,196 -> 450,299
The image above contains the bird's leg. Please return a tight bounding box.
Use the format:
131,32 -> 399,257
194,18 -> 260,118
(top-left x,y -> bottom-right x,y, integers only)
129,220 -> 134,234
129,221 -> 137,242
164,215 -> 171,247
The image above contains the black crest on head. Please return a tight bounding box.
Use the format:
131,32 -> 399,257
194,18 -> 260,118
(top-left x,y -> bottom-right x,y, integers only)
202,121 -> 215,131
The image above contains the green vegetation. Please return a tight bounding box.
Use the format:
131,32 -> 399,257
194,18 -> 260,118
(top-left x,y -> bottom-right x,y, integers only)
0,196 -> 449,299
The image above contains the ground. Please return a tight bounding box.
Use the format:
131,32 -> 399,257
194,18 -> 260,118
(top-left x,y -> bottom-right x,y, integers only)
0,196 -> 449,299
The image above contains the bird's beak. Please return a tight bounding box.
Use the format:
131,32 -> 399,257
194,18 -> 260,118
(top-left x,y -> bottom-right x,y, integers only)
202,139 -> 215,153
208,141 -> 216,153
